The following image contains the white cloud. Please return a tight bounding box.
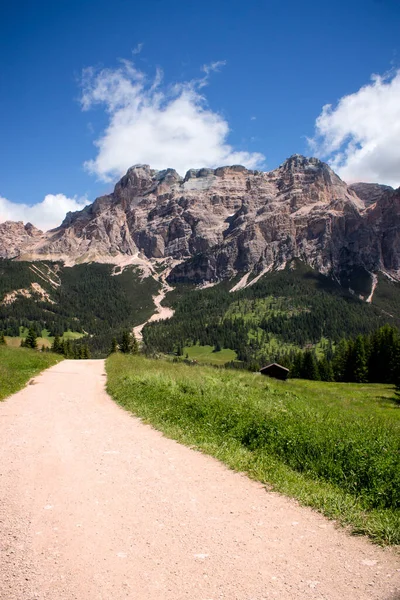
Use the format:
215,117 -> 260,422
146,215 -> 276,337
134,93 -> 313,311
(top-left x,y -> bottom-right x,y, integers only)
81,60 -> 265,181
0,193 -> 90,231
310,70 -> 400,187
201,60 -> 227,75
132,42 -> 143,55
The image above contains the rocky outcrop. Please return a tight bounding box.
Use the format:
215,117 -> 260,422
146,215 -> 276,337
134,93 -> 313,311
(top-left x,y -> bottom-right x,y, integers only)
1,282 -> 55,306
0,221 -> 43,259
349,183 -> 393,207
1,156 -> 400,291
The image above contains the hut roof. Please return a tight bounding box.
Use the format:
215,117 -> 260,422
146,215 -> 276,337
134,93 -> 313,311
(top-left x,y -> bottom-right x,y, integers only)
260,363 -> 289,380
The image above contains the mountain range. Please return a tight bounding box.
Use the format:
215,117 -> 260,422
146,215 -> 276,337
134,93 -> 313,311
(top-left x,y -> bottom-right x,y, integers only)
1,155 -> 399,302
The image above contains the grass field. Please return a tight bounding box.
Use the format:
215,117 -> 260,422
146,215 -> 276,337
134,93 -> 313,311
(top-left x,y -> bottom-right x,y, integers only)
5,328 -> 84,349
106,354 -> 400,545
183,344 -> 237,365
0,346 -> 63,401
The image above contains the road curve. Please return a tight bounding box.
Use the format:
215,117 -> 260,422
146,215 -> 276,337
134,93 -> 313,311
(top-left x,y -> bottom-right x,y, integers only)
0,360 -> 398,600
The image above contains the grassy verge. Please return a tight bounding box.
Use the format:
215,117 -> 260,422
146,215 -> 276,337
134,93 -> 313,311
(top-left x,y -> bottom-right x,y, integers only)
106,353 -> 400,545
0,346 -> 63,401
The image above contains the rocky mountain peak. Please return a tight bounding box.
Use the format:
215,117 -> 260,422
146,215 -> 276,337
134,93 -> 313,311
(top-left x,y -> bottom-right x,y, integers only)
114,164 -> 158,196
114,164 -> 183,203
278,154 -> 342,184
0,220 -> 43,259
0,220 -> 42,237
24,222 -> 41,235
281,154 -> 322,169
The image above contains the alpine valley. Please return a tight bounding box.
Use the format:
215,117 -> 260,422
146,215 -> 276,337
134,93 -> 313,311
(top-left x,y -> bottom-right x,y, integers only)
1,154 -> 400,361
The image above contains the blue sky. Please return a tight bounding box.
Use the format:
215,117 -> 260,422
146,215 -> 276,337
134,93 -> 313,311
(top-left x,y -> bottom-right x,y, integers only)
1,0 -> 400,229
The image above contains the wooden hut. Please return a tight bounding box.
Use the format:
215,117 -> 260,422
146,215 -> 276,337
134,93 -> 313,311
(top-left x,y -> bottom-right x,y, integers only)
260,363 -> 289,381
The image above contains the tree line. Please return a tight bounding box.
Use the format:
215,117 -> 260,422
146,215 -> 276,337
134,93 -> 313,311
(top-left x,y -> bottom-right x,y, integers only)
287,325 -> 400,385
50,335 -> 91,359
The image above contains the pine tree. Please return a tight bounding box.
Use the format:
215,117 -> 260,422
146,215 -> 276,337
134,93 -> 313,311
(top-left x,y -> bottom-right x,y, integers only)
368,325 -> 399,383
391,340 -> 400,405
79,344 -> 90,359
331,339 -> 348,382
388,331 -> 400,384
290,352 -> 303,378
52,335 -> 62,353
131,333 -> 139,355
353,335 -> 368,383
63,339 -> 72,358
110,338 -> 118,354
25,327 -> 38,349
0,331 -> 5,345
300,350 -> 320,380
343,339 -> 356,382
120,331 -> 132,354
317,357 -> 334,382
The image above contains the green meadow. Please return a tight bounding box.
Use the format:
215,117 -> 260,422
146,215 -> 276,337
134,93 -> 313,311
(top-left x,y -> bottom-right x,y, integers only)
183,344 -> 237,365
4,327 -> 84,349
106,353 -> 400,545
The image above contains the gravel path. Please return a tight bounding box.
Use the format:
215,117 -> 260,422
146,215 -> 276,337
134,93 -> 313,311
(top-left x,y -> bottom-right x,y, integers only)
0,360 -> 399,600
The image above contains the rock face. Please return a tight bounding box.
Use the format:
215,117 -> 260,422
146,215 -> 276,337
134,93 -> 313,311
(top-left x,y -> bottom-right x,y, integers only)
349,183 -> 393,207
0,221 -> 43,259
361,187 -> 400,276
1,155 -> 400,289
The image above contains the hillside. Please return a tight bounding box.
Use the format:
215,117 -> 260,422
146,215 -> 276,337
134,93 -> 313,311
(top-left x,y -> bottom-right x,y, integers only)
143,260 -> 400,369
0,259 -> 159,355
1,256 -> 400,360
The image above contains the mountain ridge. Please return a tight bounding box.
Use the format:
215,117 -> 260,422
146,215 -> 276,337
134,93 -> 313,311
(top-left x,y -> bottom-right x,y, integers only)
1,155 -> 399,297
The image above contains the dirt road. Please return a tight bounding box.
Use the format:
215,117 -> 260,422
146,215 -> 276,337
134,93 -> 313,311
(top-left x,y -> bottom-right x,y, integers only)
0,360 -> 398,600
